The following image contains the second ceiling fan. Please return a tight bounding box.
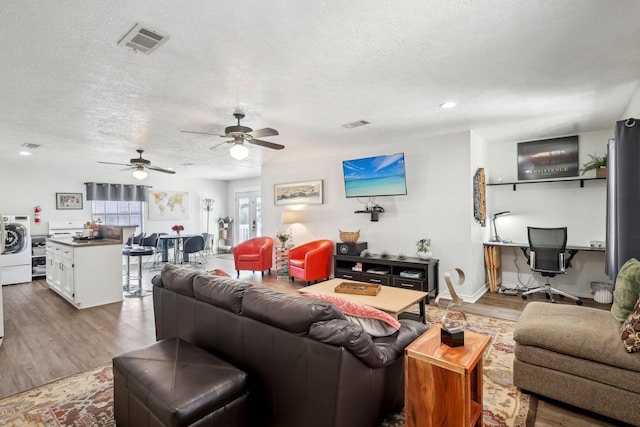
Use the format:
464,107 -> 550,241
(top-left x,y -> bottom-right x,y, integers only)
181,111 -> 284,160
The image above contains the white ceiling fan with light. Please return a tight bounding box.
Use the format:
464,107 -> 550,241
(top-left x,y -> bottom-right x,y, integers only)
98,149 -> 176,180
181,110 -> 284,160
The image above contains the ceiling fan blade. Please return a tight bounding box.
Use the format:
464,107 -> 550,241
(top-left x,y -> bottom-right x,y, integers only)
146,165 -> 176,174
180,130 -> 226,137
98,161 -> 132,167
209,141 -> 229,150
249,139 -> 285,150
246,127 -> 279,138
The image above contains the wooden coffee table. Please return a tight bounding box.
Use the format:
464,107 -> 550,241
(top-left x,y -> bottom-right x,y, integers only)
298,278 -> 428,323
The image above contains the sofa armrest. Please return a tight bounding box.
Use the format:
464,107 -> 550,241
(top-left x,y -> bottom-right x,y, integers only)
309,319 -> 428,368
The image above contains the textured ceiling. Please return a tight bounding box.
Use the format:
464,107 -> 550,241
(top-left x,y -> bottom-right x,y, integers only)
1,0 -> 639,180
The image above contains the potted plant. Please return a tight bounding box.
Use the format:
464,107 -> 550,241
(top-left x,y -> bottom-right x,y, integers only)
276,231 -> 290,247
579,153 -> 607,178
416,238 -> 432,260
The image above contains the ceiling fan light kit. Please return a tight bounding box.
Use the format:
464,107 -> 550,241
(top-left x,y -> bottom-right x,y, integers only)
181,110 -> 284,160
132,166 -> 148,180
229,143 -> 249,160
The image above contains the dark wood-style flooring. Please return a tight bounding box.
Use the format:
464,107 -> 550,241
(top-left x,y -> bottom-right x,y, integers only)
0,254 -> 620,426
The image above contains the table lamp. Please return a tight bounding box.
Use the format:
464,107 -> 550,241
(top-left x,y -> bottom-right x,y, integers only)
281,210 -> 303,246
491,211 -> 511,243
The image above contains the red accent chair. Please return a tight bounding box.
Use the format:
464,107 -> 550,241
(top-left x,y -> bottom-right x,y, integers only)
233,236 -> 274,278
288,239 -> 333,285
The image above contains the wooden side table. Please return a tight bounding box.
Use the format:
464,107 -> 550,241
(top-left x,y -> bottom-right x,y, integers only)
405,324 -> 491,427
275,246 -> 289,279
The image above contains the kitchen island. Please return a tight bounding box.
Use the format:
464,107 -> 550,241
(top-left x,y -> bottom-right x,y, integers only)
45,238 -> 123,309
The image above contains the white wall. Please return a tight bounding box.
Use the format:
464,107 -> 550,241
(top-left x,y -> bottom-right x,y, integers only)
260,131 -> 487,301
0,160 -> 228,240
623,83 -> 640,118
486,128 -> 612,297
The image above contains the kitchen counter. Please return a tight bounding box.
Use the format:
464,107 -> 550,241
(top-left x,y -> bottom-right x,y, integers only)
46,238 -> 123,308
47,237 -> 123,247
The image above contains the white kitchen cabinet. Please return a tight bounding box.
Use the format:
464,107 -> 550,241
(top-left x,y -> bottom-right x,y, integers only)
46,239 -> 123,308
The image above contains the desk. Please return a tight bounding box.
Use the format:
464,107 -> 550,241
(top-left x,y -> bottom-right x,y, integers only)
483,242 -> 605,293
159,234 -> 201,264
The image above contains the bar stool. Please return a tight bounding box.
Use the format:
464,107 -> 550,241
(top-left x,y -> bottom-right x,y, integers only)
122,246 -> 155,297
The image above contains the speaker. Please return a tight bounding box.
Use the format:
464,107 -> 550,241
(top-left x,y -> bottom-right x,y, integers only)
336,242 -> 368,256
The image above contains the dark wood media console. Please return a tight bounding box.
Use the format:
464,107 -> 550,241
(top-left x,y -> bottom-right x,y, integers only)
333,254 -> 439,303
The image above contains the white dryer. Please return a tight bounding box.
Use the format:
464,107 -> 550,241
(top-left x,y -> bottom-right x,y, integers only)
1,215 -> 32,285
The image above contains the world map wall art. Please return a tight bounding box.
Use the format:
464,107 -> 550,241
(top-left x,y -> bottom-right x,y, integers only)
148,190 -> 189,220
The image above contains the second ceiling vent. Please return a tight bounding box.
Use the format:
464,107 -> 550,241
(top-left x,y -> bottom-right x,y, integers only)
117,23 -> 169,54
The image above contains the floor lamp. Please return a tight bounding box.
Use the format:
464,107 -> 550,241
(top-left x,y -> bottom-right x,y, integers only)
202,198 -> 215,253
281,210 -> 303,247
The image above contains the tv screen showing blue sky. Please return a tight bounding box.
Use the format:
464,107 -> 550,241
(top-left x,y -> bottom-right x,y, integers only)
342,153 -> 407,197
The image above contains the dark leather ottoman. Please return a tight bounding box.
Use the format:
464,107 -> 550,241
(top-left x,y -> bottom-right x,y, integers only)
113,337 -> 247,427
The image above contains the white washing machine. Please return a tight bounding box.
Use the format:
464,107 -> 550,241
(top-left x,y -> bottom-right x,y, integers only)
1,215 -> 32,285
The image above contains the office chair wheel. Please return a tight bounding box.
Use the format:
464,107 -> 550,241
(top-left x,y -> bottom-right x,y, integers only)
545,293 -> 551,299
521,295 -> 528,300
576,300 -> 583,306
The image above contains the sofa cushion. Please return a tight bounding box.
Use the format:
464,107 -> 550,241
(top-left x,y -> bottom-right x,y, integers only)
155,264 -> 200,297
514,302 -> 640,373
289,258 -> 304,268
612,258 -> 640,323
621,296 -> 640,353
302,293 -> 401,337
309,318 -> 428,368
193,274 -> 252,314
241,287 -> 345,334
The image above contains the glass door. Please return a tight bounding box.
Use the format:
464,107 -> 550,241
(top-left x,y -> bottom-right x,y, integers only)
236,191 -> 262,244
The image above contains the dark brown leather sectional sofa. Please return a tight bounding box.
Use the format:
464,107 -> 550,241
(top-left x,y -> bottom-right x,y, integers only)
151,264 -> 428,427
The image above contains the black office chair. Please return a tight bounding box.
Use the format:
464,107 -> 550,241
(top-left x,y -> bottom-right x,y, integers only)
521,226 -> 583,305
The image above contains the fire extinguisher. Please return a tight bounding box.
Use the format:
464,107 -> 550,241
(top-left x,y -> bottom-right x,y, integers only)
34,206 -> 41,223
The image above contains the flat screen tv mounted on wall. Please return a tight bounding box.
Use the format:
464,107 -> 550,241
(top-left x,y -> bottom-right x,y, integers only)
342,153 -> 408,198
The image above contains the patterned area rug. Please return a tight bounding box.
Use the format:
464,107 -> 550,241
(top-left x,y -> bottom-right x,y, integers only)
0,363 -> 113,426
0,311 -> 535,427
380,308 -> 536,427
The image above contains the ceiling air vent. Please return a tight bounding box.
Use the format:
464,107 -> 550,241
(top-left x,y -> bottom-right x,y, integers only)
117,23 -> 169,54
342,120 -> 370,129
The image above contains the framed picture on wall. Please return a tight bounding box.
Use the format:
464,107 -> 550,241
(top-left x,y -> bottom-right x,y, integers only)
56,192 -> 83,210
274,180 -> 323,205
517,136 -> 579,180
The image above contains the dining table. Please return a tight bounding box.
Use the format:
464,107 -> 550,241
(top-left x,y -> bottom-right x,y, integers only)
158,233 -> 202,264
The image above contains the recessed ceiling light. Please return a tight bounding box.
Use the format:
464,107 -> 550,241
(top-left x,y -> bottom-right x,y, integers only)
342,120 -> 370,129
439,102 -> 457,109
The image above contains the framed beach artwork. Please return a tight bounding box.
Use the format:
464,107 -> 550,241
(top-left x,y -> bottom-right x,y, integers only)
274,180 -> 323,205
56,192 -> 83,210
